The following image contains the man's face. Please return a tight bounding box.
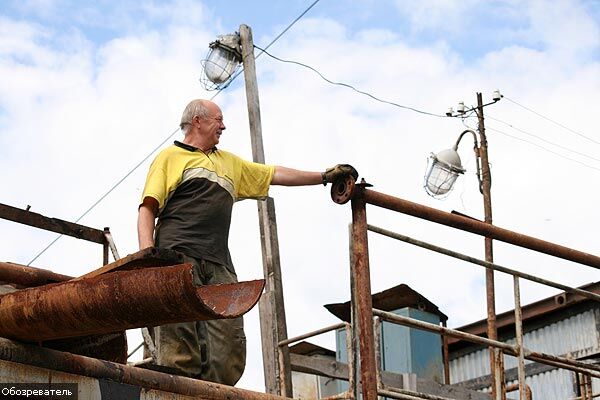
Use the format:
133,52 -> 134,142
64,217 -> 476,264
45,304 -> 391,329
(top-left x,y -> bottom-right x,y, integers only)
198,103 -> 226,147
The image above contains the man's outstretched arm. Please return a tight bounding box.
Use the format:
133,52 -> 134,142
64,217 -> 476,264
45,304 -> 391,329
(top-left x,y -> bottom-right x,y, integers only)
272,164 -> 358,186
271,166 -> 322,186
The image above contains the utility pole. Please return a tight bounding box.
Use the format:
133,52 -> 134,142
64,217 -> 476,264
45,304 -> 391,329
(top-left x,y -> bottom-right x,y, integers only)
239,24 -> 293,397
476,92 -> 504,400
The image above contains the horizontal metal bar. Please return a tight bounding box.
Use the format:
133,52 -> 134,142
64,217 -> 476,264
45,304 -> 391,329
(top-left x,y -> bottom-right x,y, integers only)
278,322 -> 346,347
0,338 -> 290,400
320,391 -> 353,400
378,388 -> 457,400
363,189 -> 600,270
0,203 -> 106,244
367,224 -> 600,302
377,390 -> 423,400
373,309 -> 600,379
524,351 -> 600,377
569,393 -> 600,400
373,309 -> 517,354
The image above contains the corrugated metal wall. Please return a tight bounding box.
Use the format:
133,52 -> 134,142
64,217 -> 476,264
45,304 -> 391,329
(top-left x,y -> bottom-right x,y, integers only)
450,307 -> 600,399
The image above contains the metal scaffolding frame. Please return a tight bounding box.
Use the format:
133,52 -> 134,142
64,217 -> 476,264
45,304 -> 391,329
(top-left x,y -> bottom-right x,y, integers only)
278,177 -> 599,400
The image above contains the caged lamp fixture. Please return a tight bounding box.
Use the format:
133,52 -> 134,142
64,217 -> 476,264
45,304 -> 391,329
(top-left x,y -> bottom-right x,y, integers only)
200,33 -> 242,90
424,129 -> 482,198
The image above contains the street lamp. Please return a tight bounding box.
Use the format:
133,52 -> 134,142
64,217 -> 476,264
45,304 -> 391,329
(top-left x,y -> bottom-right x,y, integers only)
424,129 -> 479,198
200,33 -> 242,90
426,91 -> 504,400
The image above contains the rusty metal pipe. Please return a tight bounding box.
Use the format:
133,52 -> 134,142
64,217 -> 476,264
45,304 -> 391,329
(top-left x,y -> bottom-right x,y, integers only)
367,225 -> 600,302
345,322 -> 355,400
524,352 -> 600,377
374,317 -> 383,390
0,338 -> 289,400
277,323 -> 346,348
0,203 -> 105,244
506,383 -> 532,400
441,320 -> 450,385
513,277 -> 527,400
378,387 -> 457,400
0,262 -> 72,287
373,308 -> 517,354
351,186 -> 378,400
377,390 -> 427,400
373,308 -> 600,379
0,264 -> 264,342
362,189 -> 600,270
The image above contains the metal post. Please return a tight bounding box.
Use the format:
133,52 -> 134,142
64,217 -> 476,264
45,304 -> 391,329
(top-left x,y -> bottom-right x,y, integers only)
476,91 -> 503,400
351,184 -> 378,400
348,223 -> 359,400
374,317 -> 383,390
513,276 -> 526,400
442,320 -> 450,385
239,24 -> 292,396
345,322 -> 356,399
104,227 -> 120,261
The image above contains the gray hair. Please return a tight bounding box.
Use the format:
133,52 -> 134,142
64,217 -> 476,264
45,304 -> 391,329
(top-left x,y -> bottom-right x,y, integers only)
180,99 -> 211,134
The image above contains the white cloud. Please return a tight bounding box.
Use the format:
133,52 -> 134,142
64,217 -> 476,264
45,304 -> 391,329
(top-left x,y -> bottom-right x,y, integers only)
1,0 -> 599,393
392,0 -> 479,34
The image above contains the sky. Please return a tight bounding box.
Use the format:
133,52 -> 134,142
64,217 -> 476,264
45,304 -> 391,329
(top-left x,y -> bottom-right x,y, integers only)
1,0 -> 599,392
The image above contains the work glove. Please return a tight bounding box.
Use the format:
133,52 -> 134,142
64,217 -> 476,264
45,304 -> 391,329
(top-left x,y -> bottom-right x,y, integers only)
321,164 -> 358,186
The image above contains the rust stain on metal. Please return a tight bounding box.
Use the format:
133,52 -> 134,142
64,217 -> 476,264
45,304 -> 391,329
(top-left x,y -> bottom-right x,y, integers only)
0,263 -> 264,342
0,338 -> 291,400
331,175 -> 356,204
0,262 -> 72,287
76,247 -> 185,280
350,184 -> 378,400
362,188 -> 600,269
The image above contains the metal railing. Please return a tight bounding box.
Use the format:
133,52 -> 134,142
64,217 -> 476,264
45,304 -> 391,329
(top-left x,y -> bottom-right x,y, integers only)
0,202 -> 119,266
277,322 -> 355,399
320,177 -> 600,400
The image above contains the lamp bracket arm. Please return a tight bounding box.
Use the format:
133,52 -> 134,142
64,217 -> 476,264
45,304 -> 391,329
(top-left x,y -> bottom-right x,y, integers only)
453,129 -> 479,151
453,129 -> 485,193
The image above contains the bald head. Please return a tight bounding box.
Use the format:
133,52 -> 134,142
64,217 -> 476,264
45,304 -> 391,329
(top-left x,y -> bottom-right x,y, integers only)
180,99 -> 218,134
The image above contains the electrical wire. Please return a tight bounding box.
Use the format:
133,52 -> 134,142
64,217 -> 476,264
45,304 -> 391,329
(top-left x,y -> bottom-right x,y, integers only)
26,1 -> 323,265
458,105 -> 600,173
486,114 -> 600,164
27,127 -> 180,265
211,0 -> 322,100
486,125 -> 600,173
504,96 -> 600,146
253,45 -> 448,118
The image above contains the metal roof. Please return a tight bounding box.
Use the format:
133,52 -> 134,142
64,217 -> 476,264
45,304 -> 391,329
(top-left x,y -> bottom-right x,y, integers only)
449,281 -> 599,349
324,283 -> 448,323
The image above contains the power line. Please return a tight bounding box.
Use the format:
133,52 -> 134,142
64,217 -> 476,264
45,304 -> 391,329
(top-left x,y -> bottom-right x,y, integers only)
486,114 -> 600,164
253,45 -> 448,118
27,127 -> 180,265
258,0 -> 321,56
486,125 -> 600,173
504,96 -> 600,146
26,1 -> 322,265
211,0 -> 322,101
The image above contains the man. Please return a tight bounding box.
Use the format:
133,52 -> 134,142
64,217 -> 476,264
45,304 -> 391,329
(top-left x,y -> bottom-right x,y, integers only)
138,99 -> 357,385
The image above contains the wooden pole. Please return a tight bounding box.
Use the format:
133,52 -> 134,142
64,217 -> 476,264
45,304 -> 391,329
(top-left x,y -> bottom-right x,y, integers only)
239,24 -> 292,397
477,92 -> 504,399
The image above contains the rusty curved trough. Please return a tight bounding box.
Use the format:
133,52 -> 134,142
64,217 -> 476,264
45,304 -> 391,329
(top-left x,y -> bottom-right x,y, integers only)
0,263 -> 264,342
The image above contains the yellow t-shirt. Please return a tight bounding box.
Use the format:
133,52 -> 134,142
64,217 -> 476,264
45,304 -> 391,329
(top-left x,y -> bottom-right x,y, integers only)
140,141 -> 275,268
